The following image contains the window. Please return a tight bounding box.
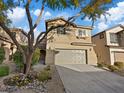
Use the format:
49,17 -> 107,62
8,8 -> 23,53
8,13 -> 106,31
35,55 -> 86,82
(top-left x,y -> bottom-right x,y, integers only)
99,33 -> 104,39
57,27 -> 66,34
110,33 -> 118,43
78,30 -> 86,37
78,30 -> 83,37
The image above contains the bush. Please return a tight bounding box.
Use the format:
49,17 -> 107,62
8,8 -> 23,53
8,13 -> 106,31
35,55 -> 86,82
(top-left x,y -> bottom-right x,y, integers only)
37,70 -> 51,82
32,48 -> 40,65
0,66 -> 9,77
97,63 -> 104,68
0,47 -> 5,64
114,62 -> 124,69
108,65 -> 119,72
44,65 -> 51,71
13,51 -> 24,70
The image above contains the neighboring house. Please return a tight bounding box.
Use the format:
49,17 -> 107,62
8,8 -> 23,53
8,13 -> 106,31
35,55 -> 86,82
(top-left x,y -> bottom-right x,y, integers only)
0,28 -> 27,63
45,18 -> 97,65
92,25 -> 124,65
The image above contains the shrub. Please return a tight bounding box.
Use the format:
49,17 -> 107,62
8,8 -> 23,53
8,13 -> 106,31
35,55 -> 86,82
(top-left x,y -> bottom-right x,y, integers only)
37,70 -> 51,82
13,51 -> 24,71
44,65 -> 51,71
97,63 -> 104,68
0,66 -> 9,77
114,62 -> 124,69
0,47 -> 5,64
32,48 -> 40,65
108,65 -> 119,72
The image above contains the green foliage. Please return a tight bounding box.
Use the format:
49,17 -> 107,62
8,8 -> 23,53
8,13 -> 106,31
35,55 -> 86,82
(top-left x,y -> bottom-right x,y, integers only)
37,70 -> 51,82
45,0 -> 79,9
0,47 -> 5,64
0,65 -> 9,77
81,0 -> 112,25
32,48 -> 40,65
0,0 -> 113,26
0,0 -> 16,24
108,65 -> 119,72
44,65 -> 51,71
13,50 -> 23,70
114,62 -> 124,69
97,63 -> 104,68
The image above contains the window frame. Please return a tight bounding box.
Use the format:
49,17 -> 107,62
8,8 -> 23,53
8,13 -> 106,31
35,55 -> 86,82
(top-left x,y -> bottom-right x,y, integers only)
99,33 -> 104,39
110,33 -> 118,43
77,29 -> 87,37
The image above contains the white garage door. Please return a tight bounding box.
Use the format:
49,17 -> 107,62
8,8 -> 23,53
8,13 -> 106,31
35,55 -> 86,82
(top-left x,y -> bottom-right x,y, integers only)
55,49 -> 87,64
114,52 -> 124,62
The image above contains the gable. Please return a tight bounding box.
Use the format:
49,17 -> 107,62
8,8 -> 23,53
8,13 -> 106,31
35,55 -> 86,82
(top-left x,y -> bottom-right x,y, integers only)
106,26 -> 124,34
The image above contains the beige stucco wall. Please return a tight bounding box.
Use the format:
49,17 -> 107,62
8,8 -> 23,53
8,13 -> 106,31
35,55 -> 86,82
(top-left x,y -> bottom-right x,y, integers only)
46,19 -> 97,65
92,32 -> 111,65
45,50 -> 55,64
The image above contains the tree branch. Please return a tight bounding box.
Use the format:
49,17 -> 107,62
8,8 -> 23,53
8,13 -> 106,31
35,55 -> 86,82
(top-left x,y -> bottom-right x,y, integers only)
33,1 -> 45,29
25,0 -> 33,30
35,31 -> 45,45
34,24 -> 68,49
25,0 -> 34,52
20,29 -> 28,37
0,35 -> 14,44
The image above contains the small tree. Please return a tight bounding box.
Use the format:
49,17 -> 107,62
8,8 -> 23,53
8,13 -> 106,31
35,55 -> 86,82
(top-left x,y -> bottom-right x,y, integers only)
0,0 -> 112,75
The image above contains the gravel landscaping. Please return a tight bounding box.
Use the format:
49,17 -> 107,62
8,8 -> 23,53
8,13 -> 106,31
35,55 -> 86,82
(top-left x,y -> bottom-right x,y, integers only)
0,65 -> 65,93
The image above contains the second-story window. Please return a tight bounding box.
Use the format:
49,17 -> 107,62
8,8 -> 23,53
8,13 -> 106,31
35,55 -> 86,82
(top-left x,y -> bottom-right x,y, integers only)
77,29 -> 87,37
110,33 -> 118,43
99,33 -> 104,39
57,27 -> 66,34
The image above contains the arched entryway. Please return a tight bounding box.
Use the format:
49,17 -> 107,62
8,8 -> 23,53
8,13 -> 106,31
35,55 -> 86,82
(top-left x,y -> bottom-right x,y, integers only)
39,50 -> 46,65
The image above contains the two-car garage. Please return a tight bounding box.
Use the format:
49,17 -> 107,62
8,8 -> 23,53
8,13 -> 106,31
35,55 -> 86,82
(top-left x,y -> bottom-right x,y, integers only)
55,49 -> 87,65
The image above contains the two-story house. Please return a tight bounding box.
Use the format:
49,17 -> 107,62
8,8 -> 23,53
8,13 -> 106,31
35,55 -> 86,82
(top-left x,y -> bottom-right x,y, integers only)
45,18 -> 97,65
0,28 -> 27,63
92,25 -> 124,65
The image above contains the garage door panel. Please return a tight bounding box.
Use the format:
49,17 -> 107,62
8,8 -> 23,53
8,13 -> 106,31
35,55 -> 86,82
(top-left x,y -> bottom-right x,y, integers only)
114,52 -> 124,62
55,49 -> 86,64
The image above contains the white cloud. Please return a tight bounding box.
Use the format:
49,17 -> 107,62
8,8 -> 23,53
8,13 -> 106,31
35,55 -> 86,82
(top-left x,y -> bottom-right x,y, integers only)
96,1 -> 124,32
34,9 -> 41,16
97,22 -> 108,32
101,1 -> 124,23
34,10 -> 52,20
119,21 -> 124,25
44,11 -> 51,17
84,17 -> 91,22
56,12 -> 70,19
7,7 -> 26,23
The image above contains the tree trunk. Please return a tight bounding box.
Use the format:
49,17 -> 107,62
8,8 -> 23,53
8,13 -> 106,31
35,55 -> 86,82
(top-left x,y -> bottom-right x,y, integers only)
24,53 -> 33,75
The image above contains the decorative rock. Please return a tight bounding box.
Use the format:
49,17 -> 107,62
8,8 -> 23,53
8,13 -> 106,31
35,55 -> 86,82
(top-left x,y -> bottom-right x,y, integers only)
1,75 -> 48,93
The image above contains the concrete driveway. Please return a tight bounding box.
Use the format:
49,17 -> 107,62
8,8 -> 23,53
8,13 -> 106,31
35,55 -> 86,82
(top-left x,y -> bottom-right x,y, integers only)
56,64 -> 124,93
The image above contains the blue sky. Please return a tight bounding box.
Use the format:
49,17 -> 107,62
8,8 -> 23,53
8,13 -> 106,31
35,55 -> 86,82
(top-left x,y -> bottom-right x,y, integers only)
8,0 -> 124,37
